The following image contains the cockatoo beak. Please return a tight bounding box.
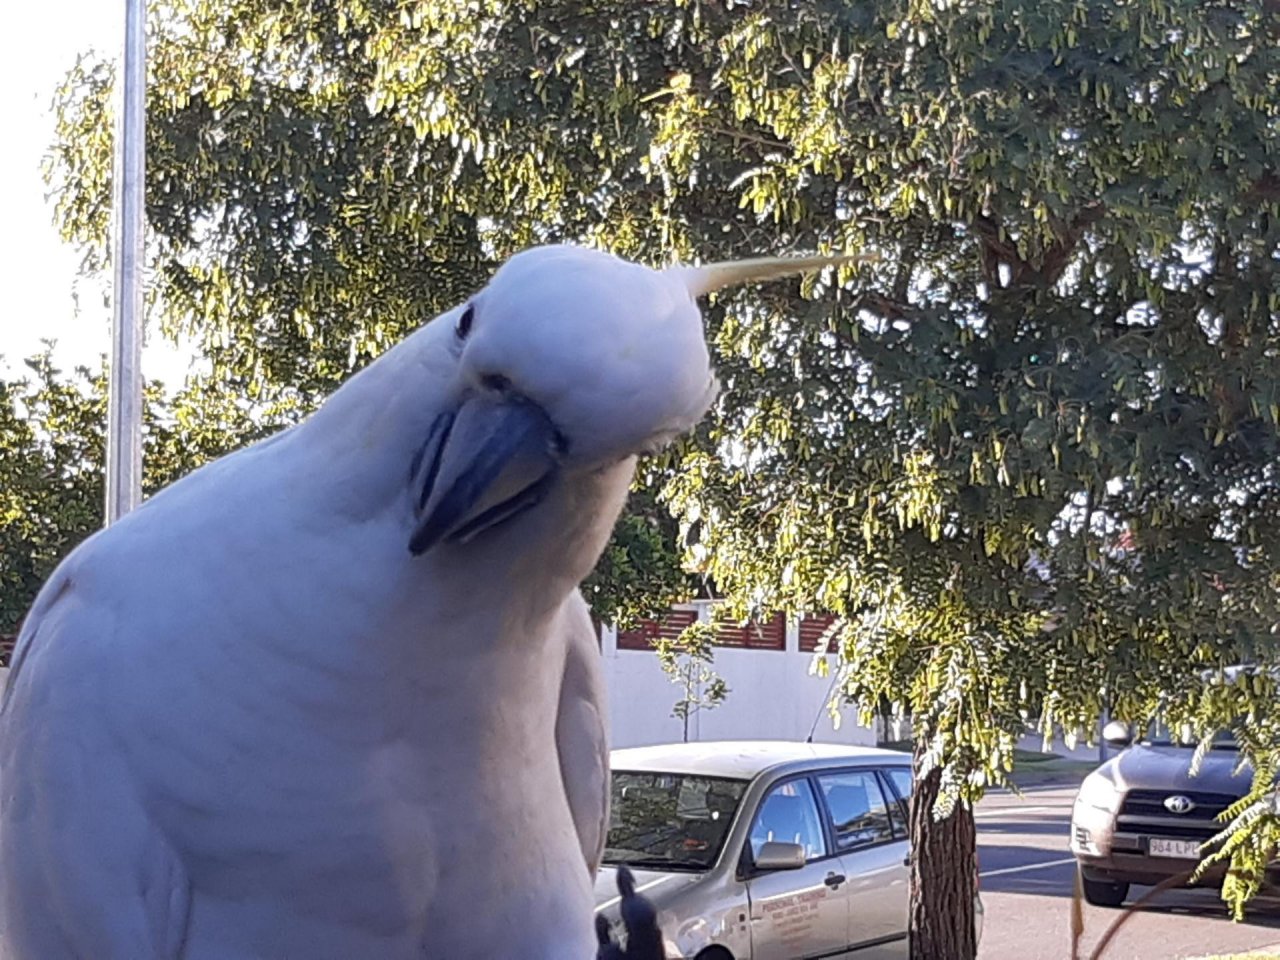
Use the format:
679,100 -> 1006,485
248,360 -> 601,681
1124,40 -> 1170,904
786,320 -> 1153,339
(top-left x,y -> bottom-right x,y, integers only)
668,251 -> 879,297
408,393 -> 565,555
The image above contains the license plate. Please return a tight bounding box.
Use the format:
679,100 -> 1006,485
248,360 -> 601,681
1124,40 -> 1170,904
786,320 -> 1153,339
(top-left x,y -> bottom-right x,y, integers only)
1149,837 -> 1201,859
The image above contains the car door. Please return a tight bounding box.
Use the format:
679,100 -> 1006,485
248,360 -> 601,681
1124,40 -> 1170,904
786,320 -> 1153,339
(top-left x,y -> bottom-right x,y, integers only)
743,776 -> 852,960
814,768 -> 912,957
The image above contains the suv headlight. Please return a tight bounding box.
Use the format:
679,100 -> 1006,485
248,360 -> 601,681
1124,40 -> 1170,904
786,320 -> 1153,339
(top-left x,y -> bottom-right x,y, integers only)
1076,771 -> 1122,814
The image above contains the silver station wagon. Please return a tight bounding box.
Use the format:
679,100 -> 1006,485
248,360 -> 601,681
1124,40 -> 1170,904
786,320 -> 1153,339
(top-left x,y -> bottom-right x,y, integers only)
593,740 -> 984,959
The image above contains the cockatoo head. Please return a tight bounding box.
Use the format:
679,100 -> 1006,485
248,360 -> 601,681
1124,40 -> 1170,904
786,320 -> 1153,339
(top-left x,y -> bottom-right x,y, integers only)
464,245 -> 717,467
407,244 -> 871,554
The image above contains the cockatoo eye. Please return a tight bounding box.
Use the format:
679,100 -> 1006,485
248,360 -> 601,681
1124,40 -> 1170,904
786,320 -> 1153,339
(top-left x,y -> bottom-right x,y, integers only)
480,372 -> 512,394
455,304 -> 475,340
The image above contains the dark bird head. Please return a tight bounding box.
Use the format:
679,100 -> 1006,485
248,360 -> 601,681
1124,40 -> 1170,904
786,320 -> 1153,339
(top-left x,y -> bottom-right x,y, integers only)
615,864 -> 663,960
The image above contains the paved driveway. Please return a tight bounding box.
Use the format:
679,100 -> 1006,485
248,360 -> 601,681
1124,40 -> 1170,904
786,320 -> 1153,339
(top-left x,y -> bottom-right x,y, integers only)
976,785 -> 1280,959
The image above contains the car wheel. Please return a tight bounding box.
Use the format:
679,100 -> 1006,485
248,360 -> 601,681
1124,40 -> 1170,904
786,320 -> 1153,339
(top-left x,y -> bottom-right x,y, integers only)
695,947 -> 734,960
1080,867 -> 1129,907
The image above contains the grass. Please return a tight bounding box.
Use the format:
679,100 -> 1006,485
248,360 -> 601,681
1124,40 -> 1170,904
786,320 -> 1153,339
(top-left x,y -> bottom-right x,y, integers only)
1007,748 -> 1096,788
878,740 -> 1096,788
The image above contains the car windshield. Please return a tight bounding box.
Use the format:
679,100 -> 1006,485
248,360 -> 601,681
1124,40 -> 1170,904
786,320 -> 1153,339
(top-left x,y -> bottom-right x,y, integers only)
1142,726 -> 1239,749
603,771 -> 749,872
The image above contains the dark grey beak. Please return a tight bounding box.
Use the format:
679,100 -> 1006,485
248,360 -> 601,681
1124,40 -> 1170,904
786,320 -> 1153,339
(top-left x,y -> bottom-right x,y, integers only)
408,392 -> 564,555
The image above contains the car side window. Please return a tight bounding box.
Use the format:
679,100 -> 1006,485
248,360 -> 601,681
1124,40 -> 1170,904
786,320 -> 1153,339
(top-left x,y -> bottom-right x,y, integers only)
884,767 -> 913,835
749,778 -> 828,863
877,770 -> 910,839
817,770 -> 896,851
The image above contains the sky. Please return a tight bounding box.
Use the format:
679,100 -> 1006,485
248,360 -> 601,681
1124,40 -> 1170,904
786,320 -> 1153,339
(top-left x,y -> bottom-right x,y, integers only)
0,1 -> 189,385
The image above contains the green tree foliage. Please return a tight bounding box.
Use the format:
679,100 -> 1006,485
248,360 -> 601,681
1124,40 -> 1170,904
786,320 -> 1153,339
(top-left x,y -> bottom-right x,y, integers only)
0,353 -> 106,641
582,483 -> 694,628
47,0 -> 1280,951
1182,667 -> 1280,916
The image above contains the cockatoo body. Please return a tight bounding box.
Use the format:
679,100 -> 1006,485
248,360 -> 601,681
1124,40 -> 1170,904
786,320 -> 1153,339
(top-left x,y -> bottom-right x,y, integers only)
0,244 -> 866,959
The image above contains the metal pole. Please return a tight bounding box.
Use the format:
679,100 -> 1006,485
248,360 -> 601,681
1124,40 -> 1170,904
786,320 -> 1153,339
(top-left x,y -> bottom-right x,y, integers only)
1099,703 -> 1110,764
106,0 -> 147,524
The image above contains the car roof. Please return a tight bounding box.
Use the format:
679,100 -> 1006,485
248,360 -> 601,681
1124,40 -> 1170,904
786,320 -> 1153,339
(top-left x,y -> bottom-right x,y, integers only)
609,739 -> 911,781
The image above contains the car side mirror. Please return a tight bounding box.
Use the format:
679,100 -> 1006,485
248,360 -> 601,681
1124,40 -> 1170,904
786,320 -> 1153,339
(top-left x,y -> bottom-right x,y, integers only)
753,841 -> 806,871
1102,720 -> 1133,748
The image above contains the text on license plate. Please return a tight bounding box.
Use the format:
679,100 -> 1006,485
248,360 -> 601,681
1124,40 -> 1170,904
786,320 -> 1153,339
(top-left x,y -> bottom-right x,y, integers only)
1149,837 -> 1201,859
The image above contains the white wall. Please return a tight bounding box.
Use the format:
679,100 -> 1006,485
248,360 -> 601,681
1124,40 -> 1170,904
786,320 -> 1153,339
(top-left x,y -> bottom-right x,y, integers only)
601,602 -> 876,749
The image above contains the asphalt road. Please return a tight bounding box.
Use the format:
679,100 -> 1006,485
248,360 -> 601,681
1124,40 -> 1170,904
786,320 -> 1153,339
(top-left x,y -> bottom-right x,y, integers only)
976,784 -> 1280,960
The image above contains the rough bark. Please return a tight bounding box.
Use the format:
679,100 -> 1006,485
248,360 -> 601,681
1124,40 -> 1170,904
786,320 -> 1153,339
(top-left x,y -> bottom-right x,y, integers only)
907,739 -> 979,960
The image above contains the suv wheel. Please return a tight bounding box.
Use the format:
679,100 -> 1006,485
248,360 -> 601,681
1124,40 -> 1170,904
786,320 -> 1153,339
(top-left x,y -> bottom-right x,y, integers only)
1080,867 -> 1129,907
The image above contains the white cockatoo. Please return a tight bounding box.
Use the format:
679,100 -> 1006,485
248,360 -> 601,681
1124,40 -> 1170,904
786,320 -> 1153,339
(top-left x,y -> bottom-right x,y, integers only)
0,244 -> 865,959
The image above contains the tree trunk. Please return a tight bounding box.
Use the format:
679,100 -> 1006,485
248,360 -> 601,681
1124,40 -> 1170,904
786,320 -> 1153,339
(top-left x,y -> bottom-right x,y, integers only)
908,738 -> 978,960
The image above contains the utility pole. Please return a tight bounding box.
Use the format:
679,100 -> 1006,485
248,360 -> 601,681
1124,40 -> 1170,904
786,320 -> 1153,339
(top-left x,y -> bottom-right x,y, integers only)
1099,693 -> 1110,764
105,0 -> 146,524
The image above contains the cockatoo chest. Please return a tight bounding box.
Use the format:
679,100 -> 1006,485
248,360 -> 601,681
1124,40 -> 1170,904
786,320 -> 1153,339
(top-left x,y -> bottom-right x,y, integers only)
151,623 -> 564,842
74,455 -> 596,953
